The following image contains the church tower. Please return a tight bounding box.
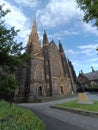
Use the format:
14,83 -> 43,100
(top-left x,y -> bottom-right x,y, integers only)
24,18 -> 46,101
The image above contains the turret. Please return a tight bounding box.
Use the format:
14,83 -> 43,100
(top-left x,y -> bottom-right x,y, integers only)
59,40 -> 69,77
43,30 -> 48,46
91,66 -> 95,72
59,40 -> 64,52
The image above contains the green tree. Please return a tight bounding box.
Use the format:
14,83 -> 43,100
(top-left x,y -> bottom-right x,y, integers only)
0,4 -> 27,73
0,73 -> 18,100
76,0 -> 98,27
0,5 -> 29,100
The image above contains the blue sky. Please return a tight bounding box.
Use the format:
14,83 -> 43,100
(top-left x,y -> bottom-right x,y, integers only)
1,0 -> 98,76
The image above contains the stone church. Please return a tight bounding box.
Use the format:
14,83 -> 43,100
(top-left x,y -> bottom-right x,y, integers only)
15,18 -> 77,102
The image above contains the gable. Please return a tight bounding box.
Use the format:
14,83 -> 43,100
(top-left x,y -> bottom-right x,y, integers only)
49,41 -> 58,52
78,73 -> 88,83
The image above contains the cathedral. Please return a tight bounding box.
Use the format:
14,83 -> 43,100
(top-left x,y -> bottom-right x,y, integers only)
15,18 -> 77,102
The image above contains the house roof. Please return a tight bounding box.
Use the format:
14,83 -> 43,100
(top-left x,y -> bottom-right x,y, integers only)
82,70 -> 98,80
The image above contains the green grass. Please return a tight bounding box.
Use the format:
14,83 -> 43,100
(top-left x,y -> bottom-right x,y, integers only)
56,100 -> 98,112
0,100 -> 46,130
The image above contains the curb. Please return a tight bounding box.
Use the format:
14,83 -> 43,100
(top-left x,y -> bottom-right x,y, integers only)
50,106 -> 98,117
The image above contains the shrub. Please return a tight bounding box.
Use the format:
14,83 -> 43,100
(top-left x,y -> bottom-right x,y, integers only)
0,100 -> 46,130
0,74 -> 18,100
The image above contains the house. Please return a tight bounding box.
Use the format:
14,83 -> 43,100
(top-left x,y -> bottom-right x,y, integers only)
78,67 -> 98,91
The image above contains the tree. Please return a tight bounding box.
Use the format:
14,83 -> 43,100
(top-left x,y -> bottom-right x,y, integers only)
0,4 -> 27,73
0,4 -> 28,100
76,0 -> 98,27
0,73 -> 18,100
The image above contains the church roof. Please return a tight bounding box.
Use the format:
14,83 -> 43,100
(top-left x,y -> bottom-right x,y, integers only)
82,70 -> 98,80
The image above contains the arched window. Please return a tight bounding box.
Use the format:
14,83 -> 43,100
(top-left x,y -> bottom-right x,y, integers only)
35,66 -> 44,80
52,58 -> 62,76
91,81 -> 96,86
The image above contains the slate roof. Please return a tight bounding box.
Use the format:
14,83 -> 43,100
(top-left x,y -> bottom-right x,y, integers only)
82,70 -> 98,81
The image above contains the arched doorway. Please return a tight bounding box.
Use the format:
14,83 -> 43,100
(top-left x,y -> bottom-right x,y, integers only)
38,86 -> 42,96
60,86 -> 63,94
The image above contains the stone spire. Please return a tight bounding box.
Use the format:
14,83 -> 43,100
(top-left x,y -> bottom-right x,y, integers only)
26,17 -> 41,53
43,30 -> 48,46
59,40 -> 64,52
91,66 -> 95,72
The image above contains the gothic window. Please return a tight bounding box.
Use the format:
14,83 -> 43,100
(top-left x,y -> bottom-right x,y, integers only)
91,81 -> 96,86
52,58 -> 62,76
35,66 -> 44,80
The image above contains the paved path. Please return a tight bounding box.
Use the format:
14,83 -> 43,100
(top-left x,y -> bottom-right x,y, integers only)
31,107 -> 85,130
19,93 -> 98,130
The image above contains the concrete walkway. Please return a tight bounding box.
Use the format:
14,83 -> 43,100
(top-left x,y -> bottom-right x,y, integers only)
18,93 -> 98,130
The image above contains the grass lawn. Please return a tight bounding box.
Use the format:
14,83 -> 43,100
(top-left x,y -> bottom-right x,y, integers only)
56,100 -> 98,112
0,100 -> 46,130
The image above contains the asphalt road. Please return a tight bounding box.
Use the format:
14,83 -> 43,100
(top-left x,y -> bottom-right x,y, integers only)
19,94 -> 98,130
31,108 -> 85,130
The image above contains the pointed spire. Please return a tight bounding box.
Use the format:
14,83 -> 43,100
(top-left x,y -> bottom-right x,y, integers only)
44,30 -> 47,36
32,17 -> 37,33
59,40 -> 64,52
91,66 -> 95,72
43,30 -> 48,46
26,17 -> 41,52
80,70 -> 83,74
51,39 -> 55,43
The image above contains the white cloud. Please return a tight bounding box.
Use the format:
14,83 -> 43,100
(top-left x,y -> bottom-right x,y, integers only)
37,0 -> 82,27
64,30 -> 79,35
78,44 -> 98,55
66,49 -> 79,55
1,0 -> 31,46
88,58 -> 98,62
13,0 -> 39,8
81,22 -> 98,36
66,44 -> 98,74
47,30 -> 79,41
78,44 -> 98,49
36,0 -> 98,37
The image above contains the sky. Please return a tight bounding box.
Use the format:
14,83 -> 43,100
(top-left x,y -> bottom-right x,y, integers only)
1,0 -> 98,76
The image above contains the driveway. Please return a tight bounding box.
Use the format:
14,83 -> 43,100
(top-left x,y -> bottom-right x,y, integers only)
18,93 -> 98,130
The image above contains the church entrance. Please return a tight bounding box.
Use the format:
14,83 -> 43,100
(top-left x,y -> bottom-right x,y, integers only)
38,86 -> 42,96
60,86 -> 63,94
